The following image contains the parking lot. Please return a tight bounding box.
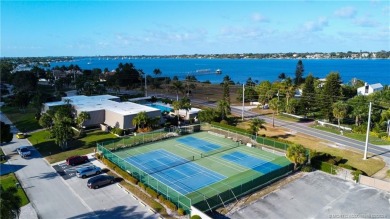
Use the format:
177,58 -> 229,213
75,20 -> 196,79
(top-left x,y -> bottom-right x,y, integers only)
52,155 -> 160,219
228,171 -> 390,219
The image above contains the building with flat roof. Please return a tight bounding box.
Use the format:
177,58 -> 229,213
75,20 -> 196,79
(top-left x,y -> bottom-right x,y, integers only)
42,95 -> 161,130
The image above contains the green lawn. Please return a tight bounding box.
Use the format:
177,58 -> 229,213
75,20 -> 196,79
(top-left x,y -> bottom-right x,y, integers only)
0,105 -> 42,132
28,130 -> 117,163
0,173 -> 29,206
312,125 -> 390,145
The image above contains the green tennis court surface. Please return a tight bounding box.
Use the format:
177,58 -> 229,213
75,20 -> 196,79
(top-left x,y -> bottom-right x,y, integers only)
98,131 -> 293,213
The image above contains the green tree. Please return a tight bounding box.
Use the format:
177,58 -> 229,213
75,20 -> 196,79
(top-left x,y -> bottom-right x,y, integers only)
0,186 -> 21,219
172,100 -> 182,117
320,72 -> 342,121
179,97 -> 192,118
286,98 -> 299,114
0,122 -> 13,143
39,113 -> 53,130
286,144 -> 307,170
301,74 -> 316,116
153,68 -> 162,76
221,76 -> 232,105
332,101 -> 348,129
132,111 -> 148,130
76,111 -> 91,129
294,60 -> 304,85
170,80 -> 184,101
268,98 -> 279,127
248,118 -> 267,136
347,95 -> 368,126
217,99 -> 231,121
255,81 -> 272,104
198,108 -> 219,123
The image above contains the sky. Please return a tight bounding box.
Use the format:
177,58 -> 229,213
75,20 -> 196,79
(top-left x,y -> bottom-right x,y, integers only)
1,0 -> 389,57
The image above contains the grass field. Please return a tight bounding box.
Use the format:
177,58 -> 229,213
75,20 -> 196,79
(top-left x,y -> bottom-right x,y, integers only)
0,173 -> 29,206
0,105 -> 42,132
313,125 -> 390,145
237,121 -> 385,176
99,131 -> 292,212
28,130 -> 117,163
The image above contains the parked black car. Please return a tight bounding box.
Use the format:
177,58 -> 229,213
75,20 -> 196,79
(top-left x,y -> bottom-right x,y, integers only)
87,175 -> 115,189
66,155 -> 89,166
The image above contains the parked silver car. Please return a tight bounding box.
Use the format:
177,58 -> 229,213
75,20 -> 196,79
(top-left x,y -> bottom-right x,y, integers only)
17,146 -> 31,158
76,165 -> 102,178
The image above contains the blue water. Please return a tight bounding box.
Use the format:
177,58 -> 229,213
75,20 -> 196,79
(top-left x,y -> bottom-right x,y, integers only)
50,58 -> 390,85
145,103 -> 172,112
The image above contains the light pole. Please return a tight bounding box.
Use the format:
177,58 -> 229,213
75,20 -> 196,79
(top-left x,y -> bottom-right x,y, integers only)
363,102 -> 372,160
242,84 -> 245,121
144,75 -> 147,97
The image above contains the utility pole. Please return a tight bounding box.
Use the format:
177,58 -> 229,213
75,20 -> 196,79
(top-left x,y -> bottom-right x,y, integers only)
363,102 -> 372,160
242,84 -> 245,120
144,75 -> 147,97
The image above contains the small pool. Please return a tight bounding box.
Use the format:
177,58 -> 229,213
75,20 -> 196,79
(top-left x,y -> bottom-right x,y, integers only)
145,103 -> 173,112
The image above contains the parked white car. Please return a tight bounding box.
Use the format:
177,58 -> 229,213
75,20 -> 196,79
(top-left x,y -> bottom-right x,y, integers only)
17,146 -> 31,158
76,165 -> 102,178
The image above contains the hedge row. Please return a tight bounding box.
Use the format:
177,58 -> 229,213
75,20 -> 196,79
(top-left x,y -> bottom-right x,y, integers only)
311,160 -> 337,175
98,155 -> 173,217
100,156 -> 139,184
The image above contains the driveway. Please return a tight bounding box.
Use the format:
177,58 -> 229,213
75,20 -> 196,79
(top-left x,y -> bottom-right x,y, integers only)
0,112 -> 158,219
51,156 -> 160,219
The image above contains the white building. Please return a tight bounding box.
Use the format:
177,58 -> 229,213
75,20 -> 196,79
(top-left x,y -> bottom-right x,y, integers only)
42,95 -> 161,130
357,83 -> 383,96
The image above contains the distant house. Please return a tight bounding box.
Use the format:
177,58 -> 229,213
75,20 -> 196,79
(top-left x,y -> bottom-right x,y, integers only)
357,83 -> 383,96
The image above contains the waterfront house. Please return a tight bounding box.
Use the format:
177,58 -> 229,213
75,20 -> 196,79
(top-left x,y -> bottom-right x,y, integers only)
357,83 -> 383,96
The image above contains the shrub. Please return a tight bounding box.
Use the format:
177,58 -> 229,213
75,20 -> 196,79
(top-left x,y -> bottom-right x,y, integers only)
311,160 -> 337,175
387,169 -> 390,178
163,199 -> 177,211
338,163 -> 355,170
301,164 -> 313,172
146,187 -> 158,199
177,208 -> 185,216
220,120 -> 228,125
150,202 -> 163,213
158,195 -> 166,202
352,170 -> 363,182
191,215 -> 202,219
138,182 -> 146,190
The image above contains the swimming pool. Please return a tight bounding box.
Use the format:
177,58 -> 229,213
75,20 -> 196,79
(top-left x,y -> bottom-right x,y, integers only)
146,103 -> 173,112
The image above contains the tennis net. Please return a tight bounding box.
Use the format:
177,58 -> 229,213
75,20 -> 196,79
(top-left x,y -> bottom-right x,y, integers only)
147,156 -> 195,175
201,142 -> 240,158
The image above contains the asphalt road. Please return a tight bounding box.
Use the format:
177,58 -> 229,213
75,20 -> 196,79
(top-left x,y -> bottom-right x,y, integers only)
155,94 -> 390,163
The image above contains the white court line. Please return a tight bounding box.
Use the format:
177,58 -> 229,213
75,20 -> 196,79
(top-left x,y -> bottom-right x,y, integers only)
173,143 -> 246,173
239,146 -> 276,161
223,151 -> 280,172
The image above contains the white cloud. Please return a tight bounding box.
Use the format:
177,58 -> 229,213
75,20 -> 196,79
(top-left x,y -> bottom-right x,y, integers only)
334,6 -> 357,18
353,17 -> 379,27
251,13 -> 269,22
303,17 -> 328,32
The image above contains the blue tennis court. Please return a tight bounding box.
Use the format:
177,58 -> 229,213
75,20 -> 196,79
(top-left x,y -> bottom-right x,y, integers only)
125,149 -> 226,194
177,136 -> 221,152
222,151 -> 281,174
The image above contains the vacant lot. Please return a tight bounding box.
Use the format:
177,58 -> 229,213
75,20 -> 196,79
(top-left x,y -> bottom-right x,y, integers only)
228,171 -> 390,219
236,121 -> 385,176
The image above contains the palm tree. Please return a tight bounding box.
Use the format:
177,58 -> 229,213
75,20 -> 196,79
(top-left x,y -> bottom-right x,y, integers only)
217,99 -> 231,121
287,144 -> 307,170
248,118 -> 267,137
332,101 -> 348,130
198,108 -> 218,123
0,186 -> 21,219
268,98 -> 279,127
172,100 -> 182,116
132,111 -> 148,131
180,97 -> 192,119
170,81 -> 184,101
153,68 -> 162,77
